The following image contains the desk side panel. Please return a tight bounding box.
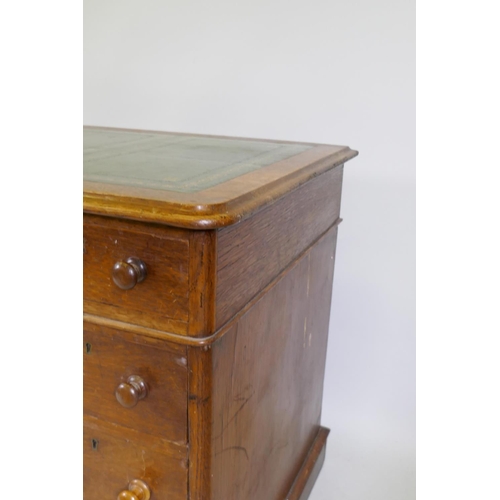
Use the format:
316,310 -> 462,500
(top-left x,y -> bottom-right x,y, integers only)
210,227 -> 338,499
215,166 -> 343,328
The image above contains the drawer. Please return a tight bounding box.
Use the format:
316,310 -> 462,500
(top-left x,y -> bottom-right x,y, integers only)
83,215 -> 190,333
84,415 -> 188,500
83,322 -> 188,444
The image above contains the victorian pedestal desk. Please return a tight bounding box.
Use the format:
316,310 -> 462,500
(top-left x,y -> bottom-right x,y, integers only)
83,126 -> 358,500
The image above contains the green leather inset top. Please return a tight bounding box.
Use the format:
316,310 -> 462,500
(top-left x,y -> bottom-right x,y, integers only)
84,128 -> 312,193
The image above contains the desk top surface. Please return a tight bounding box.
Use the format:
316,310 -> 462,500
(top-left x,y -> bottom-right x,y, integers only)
83,127 -> 357,229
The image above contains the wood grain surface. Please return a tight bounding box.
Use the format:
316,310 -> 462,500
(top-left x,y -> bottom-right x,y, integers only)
84,415 -> 188,500
83,322 -> 188,444
187,346 -> 214,500
186,226 -> 338,499
84,214 -> 190,334
216,166 -> 343,328
187,230 -> 217,337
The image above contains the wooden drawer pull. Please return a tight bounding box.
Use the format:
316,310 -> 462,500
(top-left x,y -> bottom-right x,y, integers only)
117,479 -> 151,500
115,375 -> 148,408
112,257 -> 147,290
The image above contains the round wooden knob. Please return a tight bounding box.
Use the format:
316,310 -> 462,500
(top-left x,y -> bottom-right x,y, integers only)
118,492 -> 139,500
112,257 -> 147,290
117,479 -> 151,500
115,375 -> 148,408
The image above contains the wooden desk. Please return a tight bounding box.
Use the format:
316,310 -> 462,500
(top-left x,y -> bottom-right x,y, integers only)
83,126 -> 357,500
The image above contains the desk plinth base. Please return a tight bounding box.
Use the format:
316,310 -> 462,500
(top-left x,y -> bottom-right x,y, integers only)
286,427 -> 330,500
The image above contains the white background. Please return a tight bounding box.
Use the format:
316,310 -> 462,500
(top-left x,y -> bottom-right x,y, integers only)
84,1 -> 415,498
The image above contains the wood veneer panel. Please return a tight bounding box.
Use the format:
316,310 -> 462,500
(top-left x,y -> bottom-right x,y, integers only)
83,322 -> 188,444
84,416 -> 188,500
209,227 -> 338,499
187,346 -> 213,500
187,230 -> 217,337
216,166 -> 343,328
84,214 -> 190,334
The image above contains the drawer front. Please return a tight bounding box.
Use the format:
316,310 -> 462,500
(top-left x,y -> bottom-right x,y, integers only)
83,322 -> 188,444
84,416 -> 188,500
83,215 -> 190,333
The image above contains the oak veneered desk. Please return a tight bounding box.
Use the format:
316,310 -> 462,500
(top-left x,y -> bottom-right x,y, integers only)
83,126 -> 357,500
